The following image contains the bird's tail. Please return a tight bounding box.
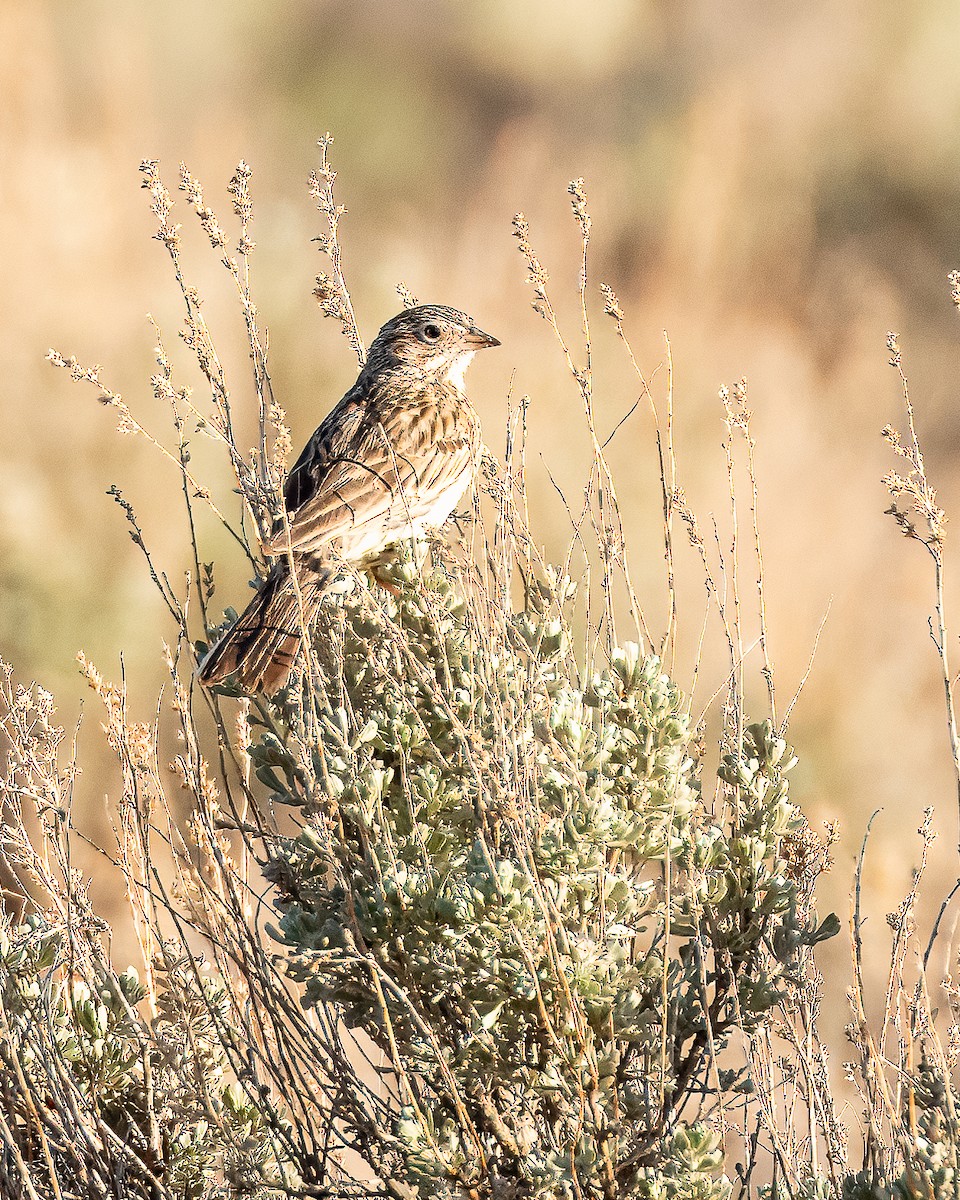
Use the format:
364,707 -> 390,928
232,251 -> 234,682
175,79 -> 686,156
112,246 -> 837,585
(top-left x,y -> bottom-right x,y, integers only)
198,565 -> 328,695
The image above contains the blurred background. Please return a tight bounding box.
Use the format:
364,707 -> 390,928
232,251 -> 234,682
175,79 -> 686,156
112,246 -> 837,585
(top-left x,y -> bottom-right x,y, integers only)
4,0 -> 960,1119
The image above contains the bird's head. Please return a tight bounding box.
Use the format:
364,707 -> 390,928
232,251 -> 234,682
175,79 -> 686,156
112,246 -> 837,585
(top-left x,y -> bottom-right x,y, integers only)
366,304 -> 500,390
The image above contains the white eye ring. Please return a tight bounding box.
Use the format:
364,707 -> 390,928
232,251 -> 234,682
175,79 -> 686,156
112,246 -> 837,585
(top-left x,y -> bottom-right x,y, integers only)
421,323 -> 442,342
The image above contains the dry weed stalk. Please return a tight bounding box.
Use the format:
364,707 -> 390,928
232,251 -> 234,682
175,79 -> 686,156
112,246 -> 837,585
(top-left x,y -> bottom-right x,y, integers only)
883,330 -> 960,845
829,320 -> 960,1199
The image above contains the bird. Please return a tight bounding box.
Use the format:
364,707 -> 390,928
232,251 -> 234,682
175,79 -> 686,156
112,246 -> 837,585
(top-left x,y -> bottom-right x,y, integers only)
198,304 -> 500,695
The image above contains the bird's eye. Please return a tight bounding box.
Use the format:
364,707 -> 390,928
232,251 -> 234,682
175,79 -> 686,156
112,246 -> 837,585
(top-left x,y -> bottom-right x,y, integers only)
421,323 -> 442,342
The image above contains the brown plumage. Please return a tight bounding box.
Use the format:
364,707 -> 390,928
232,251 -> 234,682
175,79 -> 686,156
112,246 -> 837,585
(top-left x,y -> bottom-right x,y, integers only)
199,304 -> 499,694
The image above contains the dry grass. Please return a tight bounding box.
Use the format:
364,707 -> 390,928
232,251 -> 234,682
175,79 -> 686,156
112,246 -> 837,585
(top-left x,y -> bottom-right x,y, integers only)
4,124 -> 960,1195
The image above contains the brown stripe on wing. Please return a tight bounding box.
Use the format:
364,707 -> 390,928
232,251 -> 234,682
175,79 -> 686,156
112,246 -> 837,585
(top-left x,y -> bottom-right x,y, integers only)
199,564 -> 328,693
265,384 -> 477,559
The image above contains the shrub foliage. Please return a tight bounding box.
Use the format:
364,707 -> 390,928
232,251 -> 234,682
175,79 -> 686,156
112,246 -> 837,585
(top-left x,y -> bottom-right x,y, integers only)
246,550 -> 818,1197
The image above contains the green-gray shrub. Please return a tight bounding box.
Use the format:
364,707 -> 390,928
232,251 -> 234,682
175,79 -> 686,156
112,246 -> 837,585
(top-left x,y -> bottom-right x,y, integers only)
0,910 -> 294,1199
242,549 -> 822,1198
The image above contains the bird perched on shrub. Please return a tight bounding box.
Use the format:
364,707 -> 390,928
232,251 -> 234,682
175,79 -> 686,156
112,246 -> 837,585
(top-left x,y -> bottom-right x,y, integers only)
199,304 -> 499,694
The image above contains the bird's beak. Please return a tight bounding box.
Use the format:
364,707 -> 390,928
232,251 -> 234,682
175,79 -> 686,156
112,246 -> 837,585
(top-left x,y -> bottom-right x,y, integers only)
464,325 -> 500,349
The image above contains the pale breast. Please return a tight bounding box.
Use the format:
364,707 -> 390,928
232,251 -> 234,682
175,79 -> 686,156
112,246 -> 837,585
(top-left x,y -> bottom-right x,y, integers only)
339,395 -> 481,561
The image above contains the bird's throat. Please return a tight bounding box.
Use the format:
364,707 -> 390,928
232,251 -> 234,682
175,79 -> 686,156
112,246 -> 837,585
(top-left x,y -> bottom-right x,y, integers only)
443,350 -> 476,393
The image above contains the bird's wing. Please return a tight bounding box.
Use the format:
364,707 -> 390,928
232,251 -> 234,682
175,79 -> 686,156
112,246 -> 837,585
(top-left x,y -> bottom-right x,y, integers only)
264,380 -> 476,560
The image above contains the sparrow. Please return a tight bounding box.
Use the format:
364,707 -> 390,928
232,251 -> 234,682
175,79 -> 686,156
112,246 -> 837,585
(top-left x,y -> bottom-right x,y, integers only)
198,304 -> 499,694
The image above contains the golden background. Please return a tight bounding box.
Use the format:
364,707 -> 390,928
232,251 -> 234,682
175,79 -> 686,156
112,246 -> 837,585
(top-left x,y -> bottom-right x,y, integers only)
4,0 -> 960,1062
